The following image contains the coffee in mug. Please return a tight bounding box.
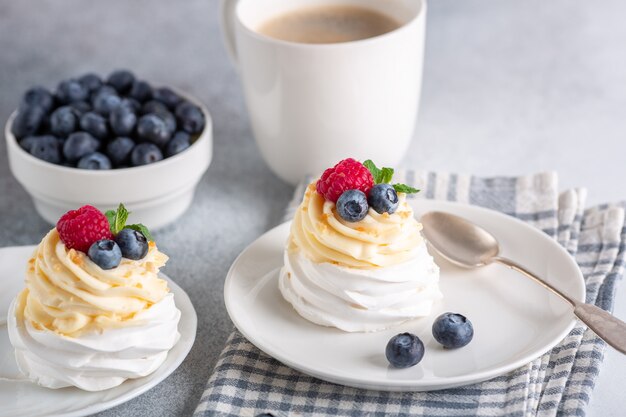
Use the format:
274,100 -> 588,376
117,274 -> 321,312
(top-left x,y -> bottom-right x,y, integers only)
257,5 -> 401,44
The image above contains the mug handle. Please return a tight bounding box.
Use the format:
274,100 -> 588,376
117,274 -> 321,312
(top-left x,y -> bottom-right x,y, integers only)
219,0 -> 239,70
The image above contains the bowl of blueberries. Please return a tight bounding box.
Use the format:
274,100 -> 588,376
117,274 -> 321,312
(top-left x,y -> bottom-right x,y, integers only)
5,69 -> 212,229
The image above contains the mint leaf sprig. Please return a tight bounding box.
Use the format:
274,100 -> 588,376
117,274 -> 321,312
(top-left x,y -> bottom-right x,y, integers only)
105,204 -> 154,241
363,159 -> 420,195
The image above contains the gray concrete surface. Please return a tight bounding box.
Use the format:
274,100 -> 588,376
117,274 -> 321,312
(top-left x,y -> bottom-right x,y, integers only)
0,1 -> 624,416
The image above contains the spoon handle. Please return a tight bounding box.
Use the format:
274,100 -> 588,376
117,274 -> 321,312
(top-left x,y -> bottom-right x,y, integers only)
573,302 -> 626,354
495,257 -> 626,354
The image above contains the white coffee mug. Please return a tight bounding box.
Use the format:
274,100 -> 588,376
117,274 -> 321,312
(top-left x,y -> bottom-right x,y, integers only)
220,0 -> 426,184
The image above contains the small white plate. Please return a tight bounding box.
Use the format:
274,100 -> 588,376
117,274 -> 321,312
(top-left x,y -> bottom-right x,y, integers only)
225,200 -> 585,391
0,246 -> 197,417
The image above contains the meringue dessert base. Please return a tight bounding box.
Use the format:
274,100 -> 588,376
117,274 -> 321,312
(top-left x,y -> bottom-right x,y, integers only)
8,291 -> 181,392
279,246 -> 441,333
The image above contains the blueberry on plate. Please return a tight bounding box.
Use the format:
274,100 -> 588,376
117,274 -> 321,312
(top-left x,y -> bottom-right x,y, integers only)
63,131 -> 100,162
50,106 -> 77,137
29,135 -> 62,164
368,184 -> 399,214
55,79 -> 89,104
336,190 -> 369,222
88,239 -> 122,270
115,228 -> 149,260
106,137 -> 135,166
77,152 -> 112,170
109,105 -> 137,136
21,86 -> 54,113
78,73 -> 103,93
129,80 -> 153,102
165,131 -> 191,157
137,114 -> 170,147
11,105 -> 46,139
152,87 -> 181,110
386,333 -> 425,368
107,69 -> 135,94
175,101 -> 205,134
131,143 -> 163,166
80,112 -> 109,140
432,312 -> 474,349
92,87 -> 122,116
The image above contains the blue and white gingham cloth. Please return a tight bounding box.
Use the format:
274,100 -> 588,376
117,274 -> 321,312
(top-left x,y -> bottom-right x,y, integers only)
195,171 -> 625,417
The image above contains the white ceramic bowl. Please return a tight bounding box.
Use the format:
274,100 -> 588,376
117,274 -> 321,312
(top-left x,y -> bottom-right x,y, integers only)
5,91 -> 212,230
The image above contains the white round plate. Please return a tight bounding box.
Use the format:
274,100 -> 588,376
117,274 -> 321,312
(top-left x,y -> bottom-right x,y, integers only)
0,246 -> 197,417
225,200 -> 585,391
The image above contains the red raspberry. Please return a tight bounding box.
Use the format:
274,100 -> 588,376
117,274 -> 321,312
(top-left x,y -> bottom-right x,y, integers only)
316,158 -> 374,203
56,205 -> 113,252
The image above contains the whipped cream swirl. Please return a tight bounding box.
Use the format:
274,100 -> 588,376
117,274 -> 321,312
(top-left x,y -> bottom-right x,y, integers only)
8,228 -> 181,391
280,183 -> 441,332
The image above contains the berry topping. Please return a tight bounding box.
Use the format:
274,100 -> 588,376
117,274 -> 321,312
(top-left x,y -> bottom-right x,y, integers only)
57,205 -> 113,252
115,228 -> 149,260
88,239 -> 122,270
316,158 -> 374,203
432,312 -> 474,349
336,190 -> 369,222
385,333 -> 425,368
368,183 -> 399,214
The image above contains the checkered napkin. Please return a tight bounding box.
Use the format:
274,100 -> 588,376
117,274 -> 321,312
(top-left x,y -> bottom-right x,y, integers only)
195,171 -> 626,417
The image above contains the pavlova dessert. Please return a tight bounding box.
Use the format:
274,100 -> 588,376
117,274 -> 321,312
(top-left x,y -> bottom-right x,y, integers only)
7,204 -> 180,391
279,158 -> 441,332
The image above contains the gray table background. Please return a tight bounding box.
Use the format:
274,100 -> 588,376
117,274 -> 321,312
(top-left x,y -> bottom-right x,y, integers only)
1,0 -> 624,416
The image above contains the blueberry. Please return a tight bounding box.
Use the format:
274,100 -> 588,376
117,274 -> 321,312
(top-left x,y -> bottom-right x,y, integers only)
385,333 -> 424,368
141,100 -> 169,115
107,69 -> 135,94
368,184 -> 399,215
165,131 -> 191,157
29,135 -> 62,164
131,143 -> 163,166
77,152 -> 112,170
129,80 -> 153,102
69,100 -> 92,115
63,131 -> 100,162
18,136 -> 39,152
55,79 -> 89,104
11,105 -> 46,139
152,87 -> 181,110
21,87 -> 54,113
88,239 -> 122,270
336,190 -> 369,222
432,313 -> 474,349
49,106 -> 77,137
120,98 -> 141,113
137,114 -> 170,147
78,73 -> 103,93
80,112 -> 109,140
175,101 -> 205,134
142,101 -> 176,135
109,105 -> 137,136
106,137 -> 135,166
92,87 -> 122,116
115,228 -> 149,260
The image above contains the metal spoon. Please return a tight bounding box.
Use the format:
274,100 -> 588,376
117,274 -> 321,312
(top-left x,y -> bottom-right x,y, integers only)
420,211 -> 626,354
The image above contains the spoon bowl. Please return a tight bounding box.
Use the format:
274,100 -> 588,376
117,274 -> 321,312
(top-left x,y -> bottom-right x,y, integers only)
420,210 -> 626,355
